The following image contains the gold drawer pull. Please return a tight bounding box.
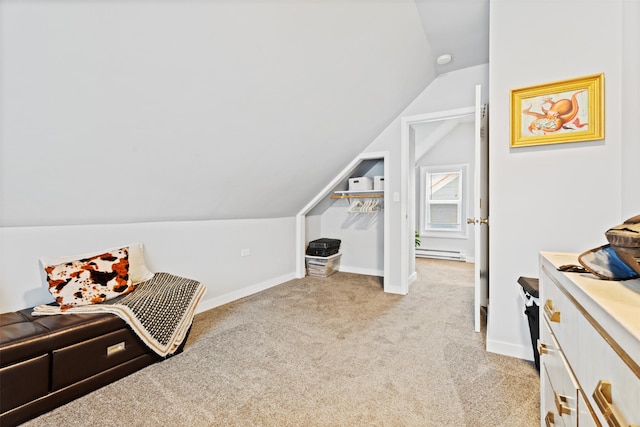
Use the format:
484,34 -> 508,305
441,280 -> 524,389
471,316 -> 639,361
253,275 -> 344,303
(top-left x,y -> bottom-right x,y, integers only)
593,380 -> 637,427
544,299 -> 561,323
554,390 -> 571,415
107,341 -> 126,356
538,339 -> 550,355
545,411 -> 555,427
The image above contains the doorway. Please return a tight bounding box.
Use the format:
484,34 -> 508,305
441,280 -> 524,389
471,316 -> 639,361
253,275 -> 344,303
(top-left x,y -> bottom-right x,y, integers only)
400,86 -> 489,333
400,106 -> 476,292
414,114 -> 475,262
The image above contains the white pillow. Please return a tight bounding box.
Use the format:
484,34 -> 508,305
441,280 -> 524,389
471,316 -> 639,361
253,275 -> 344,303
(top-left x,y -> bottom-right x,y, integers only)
40,242 -> 154,285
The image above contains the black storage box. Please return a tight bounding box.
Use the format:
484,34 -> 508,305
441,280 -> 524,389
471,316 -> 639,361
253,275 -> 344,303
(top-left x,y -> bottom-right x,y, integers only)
306,247 -> 340,257
308,238 -> 341,250
518,276 -> 540,371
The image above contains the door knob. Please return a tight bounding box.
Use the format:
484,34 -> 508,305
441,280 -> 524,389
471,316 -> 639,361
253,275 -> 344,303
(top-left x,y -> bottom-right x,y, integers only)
479,218 -> 488,225
466,218 -> 476,224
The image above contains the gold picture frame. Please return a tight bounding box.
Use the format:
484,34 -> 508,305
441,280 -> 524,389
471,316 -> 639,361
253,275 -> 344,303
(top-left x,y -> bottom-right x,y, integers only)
510,73 -> 604,147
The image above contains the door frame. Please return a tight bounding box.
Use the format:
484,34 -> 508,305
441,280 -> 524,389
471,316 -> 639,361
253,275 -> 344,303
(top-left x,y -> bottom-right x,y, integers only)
399,106 -> 477,295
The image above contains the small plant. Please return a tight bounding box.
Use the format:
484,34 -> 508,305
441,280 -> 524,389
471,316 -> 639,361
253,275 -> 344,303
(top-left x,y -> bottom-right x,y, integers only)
415,231 -> 421,248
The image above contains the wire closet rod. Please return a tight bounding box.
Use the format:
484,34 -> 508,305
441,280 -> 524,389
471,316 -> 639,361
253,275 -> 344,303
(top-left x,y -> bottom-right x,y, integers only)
330,194 -> 384,199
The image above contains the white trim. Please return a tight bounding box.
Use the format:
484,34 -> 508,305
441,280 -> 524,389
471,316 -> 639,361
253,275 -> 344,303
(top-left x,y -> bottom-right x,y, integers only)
340,265 -> 384,277
295,214 -> 305,278
383,155 -> 390,291
297,151 -> 389,216
400,118 -> 410,295
420,164 -> 469,238
295,151 -> 390,290
485,300 -> 532,359
485,338 -> 534,361
195,272 -> 296,314
409,271 -> 417,286
403,107 -> 476,124
400,107 -> 475,295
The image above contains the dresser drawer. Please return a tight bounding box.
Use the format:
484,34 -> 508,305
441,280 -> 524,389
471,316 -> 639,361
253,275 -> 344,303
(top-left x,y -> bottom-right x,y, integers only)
576,391 -> 600,427
575,313 -> 640,426
0,353 -> 49,413
541,366 -> 565,427
52,328 -> 149,391
540,317 -> 579,426
540,268 -> 580,365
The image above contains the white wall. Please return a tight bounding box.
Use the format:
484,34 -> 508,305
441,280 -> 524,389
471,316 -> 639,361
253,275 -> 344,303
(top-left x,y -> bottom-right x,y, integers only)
621,0 -> 640,219
0,0 -> 433,227
415,122 -> 475,260
317,205 -> 384,276
0,1 -> 432,315
0,218 -> 295,313
488,0 -> 639,360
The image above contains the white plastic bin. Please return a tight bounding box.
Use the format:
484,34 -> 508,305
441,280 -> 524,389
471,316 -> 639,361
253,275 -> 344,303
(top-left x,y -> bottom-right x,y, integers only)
348,177 -> 373,191
305,253 -> 341,277
373,176 -> 384,191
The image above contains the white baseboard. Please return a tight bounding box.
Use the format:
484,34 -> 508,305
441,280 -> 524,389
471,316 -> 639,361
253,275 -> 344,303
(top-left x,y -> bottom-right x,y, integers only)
339,265 -> 384,277
485,337 -> 534,361
408,271 -> 417,286
195,272 -> 297,314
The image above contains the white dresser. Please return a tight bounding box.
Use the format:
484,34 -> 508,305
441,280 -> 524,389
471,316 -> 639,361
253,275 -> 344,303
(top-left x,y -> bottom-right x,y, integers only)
539,252 -> 640,427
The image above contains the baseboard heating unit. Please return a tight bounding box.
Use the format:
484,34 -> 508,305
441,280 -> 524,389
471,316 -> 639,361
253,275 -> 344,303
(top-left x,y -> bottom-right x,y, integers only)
415,248 -> 465,261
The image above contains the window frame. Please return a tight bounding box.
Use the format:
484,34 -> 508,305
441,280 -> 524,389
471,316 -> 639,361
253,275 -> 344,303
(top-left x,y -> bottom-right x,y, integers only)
419,164 -> 469,239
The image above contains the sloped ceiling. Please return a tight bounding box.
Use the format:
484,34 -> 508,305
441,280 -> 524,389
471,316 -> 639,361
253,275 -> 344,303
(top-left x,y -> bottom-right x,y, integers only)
415,0 -> 489,74
0,0 -> 488,226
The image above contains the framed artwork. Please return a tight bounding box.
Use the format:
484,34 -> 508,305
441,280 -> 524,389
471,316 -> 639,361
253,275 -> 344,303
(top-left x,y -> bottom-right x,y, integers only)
510,73 -> 604,147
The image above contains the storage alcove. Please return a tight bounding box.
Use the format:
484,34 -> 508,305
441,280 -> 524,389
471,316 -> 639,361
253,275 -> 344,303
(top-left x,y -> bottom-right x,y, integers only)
300,156 -> 386,280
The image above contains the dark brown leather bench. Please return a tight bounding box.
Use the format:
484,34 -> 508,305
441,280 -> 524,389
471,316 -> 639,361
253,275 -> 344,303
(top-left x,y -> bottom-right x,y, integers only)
0,308 -> 162,426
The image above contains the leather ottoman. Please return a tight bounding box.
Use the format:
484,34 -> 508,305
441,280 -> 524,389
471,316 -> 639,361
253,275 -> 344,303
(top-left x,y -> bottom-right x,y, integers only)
0,308 -> 160,426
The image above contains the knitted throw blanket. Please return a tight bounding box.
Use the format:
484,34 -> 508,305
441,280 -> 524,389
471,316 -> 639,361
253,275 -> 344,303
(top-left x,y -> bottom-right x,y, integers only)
33,272 -> 206,357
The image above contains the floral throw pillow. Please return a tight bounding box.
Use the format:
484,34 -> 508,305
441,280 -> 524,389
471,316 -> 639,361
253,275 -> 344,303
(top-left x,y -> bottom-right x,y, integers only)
44,247 -> 134,310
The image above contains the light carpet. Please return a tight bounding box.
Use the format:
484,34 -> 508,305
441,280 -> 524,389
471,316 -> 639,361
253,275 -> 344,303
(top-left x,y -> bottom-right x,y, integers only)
23,258 -> 539,426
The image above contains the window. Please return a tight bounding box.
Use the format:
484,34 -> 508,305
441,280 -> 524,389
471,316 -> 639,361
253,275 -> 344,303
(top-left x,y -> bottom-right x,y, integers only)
420,165 -> 468,237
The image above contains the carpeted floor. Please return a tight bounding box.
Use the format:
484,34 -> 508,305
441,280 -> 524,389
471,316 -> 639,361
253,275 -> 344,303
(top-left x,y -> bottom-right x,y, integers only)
23,258 -> 539,426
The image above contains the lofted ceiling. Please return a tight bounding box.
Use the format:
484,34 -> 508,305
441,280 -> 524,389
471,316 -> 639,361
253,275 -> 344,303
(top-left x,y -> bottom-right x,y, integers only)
415,0 -> 490,75
0,0 -> 490,226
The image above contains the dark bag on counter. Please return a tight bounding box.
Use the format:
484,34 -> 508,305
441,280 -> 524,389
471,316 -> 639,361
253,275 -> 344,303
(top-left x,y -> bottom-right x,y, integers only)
578,244 -> 640,281
562,215 -> 640,281
605,214 -> 640,276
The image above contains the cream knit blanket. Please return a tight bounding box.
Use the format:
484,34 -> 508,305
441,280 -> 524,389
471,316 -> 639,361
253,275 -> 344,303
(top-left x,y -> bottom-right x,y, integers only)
33,272 -> 206,357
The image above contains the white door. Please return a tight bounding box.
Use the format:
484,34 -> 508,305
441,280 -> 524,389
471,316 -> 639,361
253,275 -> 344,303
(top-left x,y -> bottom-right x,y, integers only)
470,85 -> 489,332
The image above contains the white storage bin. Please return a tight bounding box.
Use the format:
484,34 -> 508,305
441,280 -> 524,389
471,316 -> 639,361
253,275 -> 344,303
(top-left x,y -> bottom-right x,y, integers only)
373,176 -> 384,191
305,253 -> 341,277
348,177 -> 373,191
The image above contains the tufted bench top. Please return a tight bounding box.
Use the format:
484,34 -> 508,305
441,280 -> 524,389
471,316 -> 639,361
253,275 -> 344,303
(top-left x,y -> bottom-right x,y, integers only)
0,308 -> 126,367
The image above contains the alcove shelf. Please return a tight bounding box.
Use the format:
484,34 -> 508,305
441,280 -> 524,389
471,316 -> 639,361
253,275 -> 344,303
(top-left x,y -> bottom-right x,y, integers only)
330,190 -> 384,199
